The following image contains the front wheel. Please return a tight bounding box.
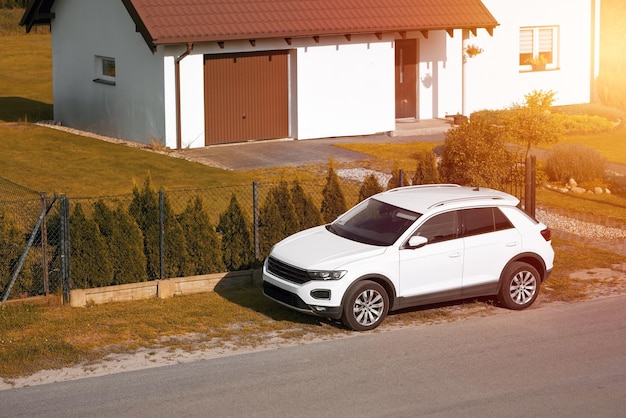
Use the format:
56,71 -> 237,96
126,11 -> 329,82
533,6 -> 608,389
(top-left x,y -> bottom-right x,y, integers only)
342,281 -> 389,331
499,262 -> 540,310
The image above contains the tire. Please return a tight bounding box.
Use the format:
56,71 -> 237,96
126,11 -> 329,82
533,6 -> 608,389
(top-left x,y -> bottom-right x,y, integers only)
342,280 -> 389,331
499,262 -> 540,310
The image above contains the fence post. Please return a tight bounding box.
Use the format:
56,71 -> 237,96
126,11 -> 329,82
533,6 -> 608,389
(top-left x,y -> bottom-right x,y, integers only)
399,169 -> 405,187
159,188 -> 165,280
524,155 -> 536,217
253,181 -> 260,261
40,192 -> 49,296
60,194 -> 71,305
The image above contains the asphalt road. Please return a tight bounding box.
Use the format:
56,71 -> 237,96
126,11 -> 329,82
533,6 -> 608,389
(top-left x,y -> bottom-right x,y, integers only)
2,295 -> 625,417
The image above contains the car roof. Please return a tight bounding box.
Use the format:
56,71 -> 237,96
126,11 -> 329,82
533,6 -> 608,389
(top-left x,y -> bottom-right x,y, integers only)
373,184 -> 520,214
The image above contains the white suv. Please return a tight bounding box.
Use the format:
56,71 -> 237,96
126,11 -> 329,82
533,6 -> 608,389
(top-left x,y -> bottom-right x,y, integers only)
262,185 -> 554,331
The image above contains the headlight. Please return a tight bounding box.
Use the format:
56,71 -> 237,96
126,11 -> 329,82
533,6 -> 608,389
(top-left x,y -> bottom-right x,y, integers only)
307,270 -> 347,280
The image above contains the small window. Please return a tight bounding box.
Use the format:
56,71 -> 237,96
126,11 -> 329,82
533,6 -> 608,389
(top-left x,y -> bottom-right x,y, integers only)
519,27 -> 558,71
94,56 -> 116,85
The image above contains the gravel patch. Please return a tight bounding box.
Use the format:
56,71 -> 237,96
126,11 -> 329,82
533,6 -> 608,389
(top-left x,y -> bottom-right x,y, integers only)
536,208 -> 626,240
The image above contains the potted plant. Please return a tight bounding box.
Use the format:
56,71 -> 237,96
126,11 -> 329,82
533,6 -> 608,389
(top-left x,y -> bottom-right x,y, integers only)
526,55 -> 548,71
464,44 -> 484,59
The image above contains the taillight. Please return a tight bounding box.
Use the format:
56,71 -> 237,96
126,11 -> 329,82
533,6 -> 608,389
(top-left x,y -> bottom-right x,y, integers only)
540,227 -> 552,241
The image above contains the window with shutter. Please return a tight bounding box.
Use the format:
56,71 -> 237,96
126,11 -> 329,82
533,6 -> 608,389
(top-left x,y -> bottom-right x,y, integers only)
519,26 -> 558,71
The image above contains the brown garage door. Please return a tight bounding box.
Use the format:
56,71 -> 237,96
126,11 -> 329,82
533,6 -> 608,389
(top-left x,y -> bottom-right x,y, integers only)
395,39 -> 417,119
204,50 -> 289,145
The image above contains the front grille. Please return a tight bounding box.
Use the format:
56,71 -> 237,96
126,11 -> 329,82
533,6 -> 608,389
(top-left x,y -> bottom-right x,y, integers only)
263,281 -> 310,311
267,257 -> 311,284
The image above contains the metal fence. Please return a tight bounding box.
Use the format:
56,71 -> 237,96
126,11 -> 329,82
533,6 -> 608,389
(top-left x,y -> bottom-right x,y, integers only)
1,165 -> 531,303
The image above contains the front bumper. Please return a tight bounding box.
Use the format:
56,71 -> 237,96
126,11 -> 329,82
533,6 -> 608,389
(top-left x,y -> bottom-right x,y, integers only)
262,280 -> 343,320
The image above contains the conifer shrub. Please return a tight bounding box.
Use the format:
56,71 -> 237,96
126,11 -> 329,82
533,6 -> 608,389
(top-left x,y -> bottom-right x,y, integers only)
0,209 -> 32,296
69,203 -> 113,288
358,174 -> 383,202
93,200 -> 147,285
178,195 -> 224,274
129,177 -> 161,280
320,160 -> 347,223
387,167 -> 410,189
259,181 -> 299,258
412,150 -> 440,185
291,180 -> 322,229
218,194 -> 254,270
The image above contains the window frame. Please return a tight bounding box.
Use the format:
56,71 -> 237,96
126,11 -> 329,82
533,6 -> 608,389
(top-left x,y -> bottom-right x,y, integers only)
94,56 -> 116,85
519,26 -> 559,72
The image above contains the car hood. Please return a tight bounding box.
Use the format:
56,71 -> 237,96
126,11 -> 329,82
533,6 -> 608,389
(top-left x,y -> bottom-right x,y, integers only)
269,225 -> 387,270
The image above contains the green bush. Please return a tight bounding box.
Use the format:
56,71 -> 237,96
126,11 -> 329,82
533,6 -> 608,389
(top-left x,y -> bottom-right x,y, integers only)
0,209 -> 29,296
387,167 -> 410,189
129,177 -> 161,280
320,161 -> 347,223
94,200 -> 147,285
70,203 -> 113,288
552,113 -> 616,135
412,150 -> 440,185
358,174 -> 383,202
291,180 -> 322,229
259,181 -> 299,258
178,196 -> 224,275
545,143 -> 608,183
439,118 -> 519,189
218,194 -> 254,270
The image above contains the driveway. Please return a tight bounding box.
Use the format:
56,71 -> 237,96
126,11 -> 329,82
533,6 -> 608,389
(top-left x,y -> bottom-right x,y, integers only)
179,119 -> 451,170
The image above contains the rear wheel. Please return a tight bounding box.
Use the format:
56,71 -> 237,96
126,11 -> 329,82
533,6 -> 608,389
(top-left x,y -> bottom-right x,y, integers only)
499,262 -> 540,310
342,281 -> 389,331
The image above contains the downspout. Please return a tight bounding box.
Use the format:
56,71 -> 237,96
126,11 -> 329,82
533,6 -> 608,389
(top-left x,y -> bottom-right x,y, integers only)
461,29 -> 469,116
175,43 -> 194,150
590,0 -> 600,103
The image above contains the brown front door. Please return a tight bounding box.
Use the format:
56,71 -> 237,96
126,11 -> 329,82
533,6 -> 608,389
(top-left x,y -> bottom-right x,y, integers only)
204,51 -> 289,145
395,39 -> 417,119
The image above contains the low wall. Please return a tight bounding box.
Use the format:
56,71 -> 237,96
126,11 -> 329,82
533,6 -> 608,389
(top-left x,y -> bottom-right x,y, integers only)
70,270 -> 262,308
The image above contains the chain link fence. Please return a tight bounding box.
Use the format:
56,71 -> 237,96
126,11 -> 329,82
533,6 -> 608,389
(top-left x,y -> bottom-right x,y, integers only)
1,165 -> 530,303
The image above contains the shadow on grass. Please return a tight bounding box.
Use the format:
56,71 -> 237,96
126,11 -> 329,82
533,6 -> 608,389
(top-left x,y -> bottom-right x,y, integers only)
0,97 -> 53,122
215,281 -> 341,329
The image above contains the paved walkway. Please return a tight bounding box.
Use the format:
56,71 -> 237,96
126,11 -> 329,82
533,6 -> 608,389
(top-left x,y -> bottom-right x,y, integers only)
180,119 -> 452,170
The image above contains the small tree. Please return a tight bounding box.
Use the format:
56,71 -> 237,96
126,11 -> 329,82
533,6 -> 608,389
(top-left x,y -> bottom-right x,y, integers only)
291,180 -> 322,229
70,203 -> 113,288
412,150 -> 440,185
439,118 -> 518,189
358,174 -> 383,202
129,176 -> 161,280
320,160 -> 347,223
94,200 -> 146,285
178,196 -> 224,275
259,181 -> 299,258
387,167 -> 410,190
504,89 -> 564,158
218,194 -> 253,270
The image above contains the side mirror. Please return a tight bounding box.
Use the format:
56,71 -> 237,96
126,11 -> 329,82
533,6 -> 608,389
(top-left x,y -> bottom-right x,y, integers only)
407,235 -> 428,248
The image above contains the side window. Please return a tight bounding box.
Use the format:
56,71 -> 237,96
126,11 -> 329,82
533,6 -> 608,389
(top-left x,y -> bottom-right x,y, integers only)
462,207 -> 514,237
519,26 -> 559,71
94,56 -> 116,85
413,211 -> 459,244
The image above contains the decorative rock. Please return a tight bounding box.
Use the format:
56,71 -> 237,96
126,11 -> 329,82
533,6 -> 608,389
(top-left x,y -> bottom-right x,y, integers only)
594,187 -> 603,194
568,178 -> 578,188
605,188 -> 611,194
571,186 -> 586,194
558,187 -> 569,193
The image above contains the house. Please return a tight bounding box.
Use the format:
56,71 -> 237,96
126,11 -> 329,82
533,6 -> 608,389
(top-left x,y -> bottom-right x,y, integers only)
21,0 -> 600,149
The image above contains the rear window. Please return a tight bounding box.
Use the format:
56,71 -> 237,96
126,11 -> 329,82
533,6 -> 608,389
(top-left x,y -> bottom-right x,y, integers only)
462,207 -> 514,237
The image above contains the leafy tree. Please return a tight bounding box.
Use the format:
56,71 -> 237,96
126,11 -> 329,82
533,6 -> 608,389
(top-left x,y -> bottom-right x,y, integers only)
320,160 -> 347,223
358,174 -> 383,202
94,200 -> 147,285
387,167 -> 410,190
439,118 -> 518,189
70,203 -> 113,288
178,196 -> 224,274
412,150 -> 440,185
504,90 -> 564,158
291,180 -> 322,229
218,194 -> 253,270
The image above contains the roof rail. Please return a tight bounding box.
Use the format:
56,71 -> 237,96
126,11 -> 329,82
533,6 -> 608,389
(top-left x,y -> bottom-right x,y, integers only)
386,184 -> 460,193
427,196 -> 507,209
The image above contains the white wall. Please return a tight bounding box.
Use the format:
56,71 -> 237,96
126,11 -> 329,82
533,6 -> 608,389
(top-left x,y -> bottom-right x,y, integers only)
461,0 -> 593,113
50,0 -> 165,143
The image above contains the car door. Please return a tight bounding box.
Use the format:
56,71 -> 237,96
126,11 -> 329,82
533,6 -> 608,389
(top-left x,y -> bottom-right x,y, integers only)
398,211 -> 464,300
461,207 -> 522,296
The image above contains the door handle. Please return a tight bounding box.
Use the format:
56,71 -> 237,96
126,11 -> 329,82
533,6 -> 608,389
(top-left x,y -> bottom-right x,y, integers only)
449,252 -> 461,258
506,242 -> 519,247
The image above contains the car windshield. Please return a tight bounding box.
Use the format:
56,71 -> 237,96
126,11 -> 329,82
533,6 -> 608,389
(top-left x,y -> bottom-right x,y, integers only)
328,198 -> 422,246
